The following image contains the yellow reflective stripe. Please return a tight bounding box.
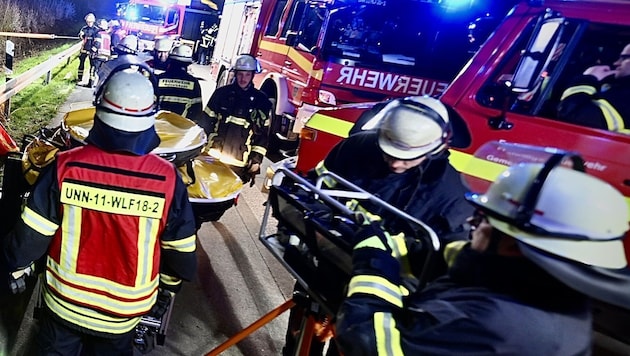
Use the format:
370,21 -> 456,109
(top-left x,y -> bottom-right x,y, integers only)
137,217 -> 160,285
158,78 -> 195,90
225,115 -> 250,128
60,181 -> 165,219
259,39 -> 286,54
60,205 -> 81,271
389,233 -> 407,260
444,240 -> 469,268
594,99 -> 625,132
251,145 -> 267,155
374,312 -> 403,356
559,85 -> 597,101
43,287 -> 143,334
161,234 -> 196,253
160,273 -> 182,288
159,95 -> 202,105
204,106 -> 215,116
47,258 -> 158,301
448,150 -> 506,182
354,235 -> 386,251
288,47 -> 314,76
22,206 -> 59,236
348,275 -> 403,307
305,112 -> 355,138
315,161 -> 337,187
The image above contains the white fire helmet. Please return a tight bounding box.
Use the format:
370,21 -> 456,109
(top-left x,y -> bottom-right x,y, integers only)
377,96 -> 451,160
467,163 -> 629,269
117,35 -> 139,54
232,54 -> 261,73
85,13 -> 96,23
169,44 -> 193,63
467,160 -> 630,309
154,37 -> 174,53
98,19 -> 109,31
95,69 -> 156,133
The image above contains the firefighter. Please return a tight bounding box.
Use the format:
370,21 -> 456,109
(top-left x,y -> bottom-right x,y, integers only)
202,54 -> 271,186
156,44 -> 203,123
198,22 -> 218,65
558,43 -> 630,133
284,96 -> 473,355
151,37 -> 174,73
87,19 -> 112,88
336,161 -> 630,355
77,13 -> 99,84
2,63 -> 197,354
316,96 -> 473,245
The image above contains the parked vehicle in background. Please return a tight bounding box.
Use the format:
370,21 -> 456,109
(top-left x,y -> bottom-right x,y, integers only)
116,0 -> 218,50
286,0 -> 630,350
210,0 -> 518,155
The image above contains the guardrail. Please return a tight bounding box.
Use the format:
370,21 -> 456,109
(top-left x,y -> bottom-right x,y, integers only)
0,41 -> 82,110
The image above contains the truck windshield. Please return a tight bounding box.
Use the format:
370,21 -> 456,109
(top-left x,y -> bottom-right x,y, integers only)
320,1 -> 505,79
124,4 -> 166,24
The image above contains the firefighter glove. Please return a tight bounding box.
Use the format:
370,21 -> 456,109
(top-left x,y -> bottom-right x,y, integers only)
353,214 -> 393,254
149,288 -> 175,319
8,264 -> 34,294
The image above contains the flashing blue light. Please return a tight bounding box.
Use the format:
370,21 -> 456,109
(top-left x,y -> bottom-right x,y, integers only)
442,0 -> 475,11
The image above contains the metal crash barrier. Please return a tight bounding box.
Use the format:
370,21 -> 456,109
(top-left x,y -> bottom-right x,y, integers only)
205,167 -> 440,355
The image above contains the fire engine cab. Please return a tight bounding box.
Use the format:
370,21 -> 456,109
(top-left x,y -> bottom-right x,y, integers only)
116,0 -> 217,50
288,0 -> 630,348
210,0 -> 517,155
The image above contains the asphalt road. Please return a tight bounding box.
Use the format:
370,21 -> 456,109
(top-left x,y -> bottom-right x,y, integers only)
1,63 -> 296,356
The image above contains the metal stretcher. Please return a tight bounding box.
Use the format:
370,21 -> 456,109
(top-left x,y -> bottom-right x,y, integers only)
204,166 -> 440,355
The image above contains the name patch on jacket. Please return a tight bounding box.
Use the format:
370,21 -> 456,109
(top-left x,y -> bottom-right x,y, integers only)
158,78 -> 194,90
61,181 -> 165,218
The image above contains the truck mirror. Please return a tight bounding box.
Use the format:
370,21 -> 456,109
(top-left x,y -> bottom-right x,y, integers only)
511,11 -> 565,93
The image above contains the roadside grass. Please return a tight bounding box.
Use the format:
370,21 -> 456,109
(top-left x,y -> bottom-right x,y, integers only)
2,42 -> 80,143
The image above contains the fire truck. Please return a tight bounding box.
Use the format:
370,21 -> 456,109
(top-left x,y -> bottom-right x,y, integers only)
286,0 -> 630,348
209,0 -> 517,154
116,0 -> 218,50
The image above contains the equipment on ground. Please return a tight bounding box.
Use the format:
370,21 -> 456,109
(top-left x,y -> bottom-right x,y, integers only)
133,293 -> 176,353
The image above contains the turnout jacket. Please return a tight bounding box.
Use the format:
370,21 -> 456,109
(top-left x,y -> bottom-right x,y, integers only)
203,82 -> 271,167
3,145 -> 197,336
79,25 -> 99,54
336,244 -> 592,356
557,74 -> 630,133
157,66 -> 204,124
317,131 -> 473,244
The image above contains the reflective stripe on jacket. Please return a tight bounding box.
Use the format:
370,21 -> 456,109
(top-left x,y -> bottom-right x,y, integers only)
42,145 -> 178,333
203,83 -> 271,167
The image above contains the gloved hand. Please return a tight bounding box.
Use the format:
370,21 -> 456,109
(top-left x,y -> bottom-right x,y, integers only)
149,288 -> 175,319
8,265 -> 34,294
352,213 -> 395,254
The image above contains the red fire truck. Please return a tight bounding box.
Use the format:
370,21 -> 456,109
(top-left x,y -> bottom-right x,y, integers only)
116,0 -> 217,50
209,0 -> 517,154
288,0 -> 630,348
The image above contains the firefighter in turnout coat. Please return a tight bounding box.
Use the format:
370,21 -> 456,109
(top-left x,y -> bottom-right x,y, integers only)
202,54 -> 271,185
156,45 -> 203,124
2,63 -> 197,354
